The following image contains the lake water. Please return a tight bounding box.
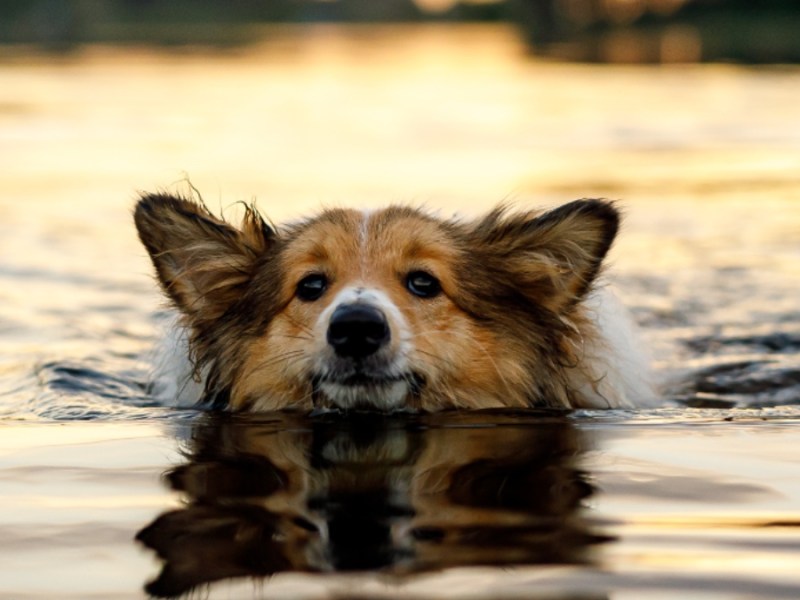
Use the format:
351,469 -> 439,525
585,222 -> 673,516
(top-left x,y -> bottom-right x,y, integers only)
1,24 -> 799,599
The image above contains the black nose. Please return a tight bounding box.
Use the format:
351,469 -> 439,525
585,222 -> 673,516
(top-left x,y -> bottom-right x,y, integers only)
327,304 -> 390,359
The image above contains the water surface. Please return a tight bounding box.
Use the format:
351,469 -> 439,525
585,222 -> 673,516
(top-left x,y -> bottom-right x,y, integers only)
0,25 -> 799,599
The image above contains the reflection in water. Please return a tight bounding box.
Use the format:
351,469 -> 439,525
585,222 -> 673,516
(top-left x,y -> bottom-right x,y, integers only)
137,411 -> 609,598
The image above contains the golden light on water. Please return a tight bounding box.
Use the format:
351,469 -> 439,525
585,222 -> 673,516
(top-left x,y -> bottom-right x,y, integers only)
0,423 -> 161,452
1,21 -> 800,599
3,25 -> 800,224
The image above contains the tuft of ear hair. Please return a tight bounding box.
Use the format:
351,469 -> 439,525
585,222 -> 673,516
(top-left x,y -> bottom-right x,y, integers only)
134,193 -> 274,321
470,199 -> 619,314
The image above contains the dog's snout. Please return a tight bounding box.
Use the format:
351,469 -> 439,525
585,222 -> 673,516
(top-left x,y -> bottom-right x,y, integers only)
327,304 -> 390,358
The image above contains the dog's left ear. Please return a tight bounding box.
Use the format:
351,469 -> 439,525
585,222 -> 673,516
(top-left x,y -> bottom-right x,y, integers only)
134,193 -> 275,322
470,200 -> 619,314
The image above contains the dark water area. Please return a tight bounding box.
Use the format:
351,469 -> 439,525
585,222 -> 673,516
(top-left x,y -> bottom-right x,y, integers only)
1,25 -> 799,599
139,410 -> 800,599
137,411 -> 598,597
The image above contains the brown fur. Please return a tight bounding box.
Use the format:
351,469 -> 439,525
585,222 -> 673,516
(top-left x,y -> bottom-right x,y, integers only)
135,194 -> 619,411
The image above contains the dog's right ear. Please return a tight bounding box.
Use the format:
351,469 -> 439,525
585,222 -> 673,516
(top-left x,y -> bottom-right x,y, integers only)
134,193 -> 275,321
466,200 -> 619,315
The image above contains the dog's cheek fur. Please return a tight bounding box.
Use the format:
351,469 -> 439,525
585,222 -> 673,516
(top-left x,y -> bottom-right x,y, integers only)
445,267 -> 586,409
229,308 -> 318,411
433,201 -> 619,408
389,250 -> 553,408
405,302 -> 531,410
200,255 -> 292,408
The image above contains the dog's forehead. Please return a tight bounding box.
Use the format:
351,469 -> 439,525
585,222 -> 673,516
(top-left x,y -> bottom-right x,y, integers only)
283,208 -> 455,264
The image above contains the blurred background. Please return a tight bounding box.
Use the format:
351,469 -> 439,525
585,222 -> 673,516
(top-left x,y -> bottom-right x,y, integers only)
1,5 -> 800,597
1,0 -> 799,418
2,0 -> 800,62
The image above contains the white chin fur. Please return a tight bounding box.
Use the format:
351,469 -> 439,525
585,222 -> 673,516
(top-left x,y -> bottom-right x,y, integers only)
319,380 -> 410,411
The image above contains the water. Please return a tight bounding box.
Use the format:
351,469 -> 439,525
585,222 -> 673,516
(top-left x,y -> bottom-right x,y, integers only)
1,25 -> 799,599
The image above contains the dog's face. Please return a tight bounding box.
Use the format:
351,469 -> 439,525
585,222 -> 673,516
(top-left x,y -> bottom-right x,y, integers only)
135,195 -> 617,411
245,208 -> 488,411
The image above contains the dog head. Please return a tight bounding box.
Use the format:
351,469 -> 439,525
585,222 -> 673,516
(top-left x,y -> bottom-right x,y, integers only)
135,194 -> 617,411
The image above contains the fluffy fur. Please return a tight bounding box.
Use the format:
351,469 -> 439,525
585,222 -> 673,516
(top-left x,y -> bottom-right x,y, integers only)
135,193 -> 655,412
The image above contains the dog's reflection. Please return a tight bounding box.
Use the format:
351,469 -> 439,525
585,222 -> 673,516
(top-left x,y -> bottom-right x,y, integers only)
137,411 -> 609,597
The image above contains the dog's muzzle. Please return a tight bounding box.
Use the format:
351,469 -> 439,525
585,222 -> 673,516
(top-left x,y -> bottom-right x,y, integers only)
326,304 -> 390,359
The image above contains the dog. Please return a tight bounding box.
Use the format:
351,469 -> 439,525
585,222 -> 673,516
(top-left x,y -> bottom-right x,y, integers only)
135,193 -> 655,412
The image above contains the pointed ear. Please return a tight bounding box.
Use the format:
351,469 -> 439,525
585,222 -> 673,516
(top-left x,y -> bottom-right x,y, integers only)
134,193 -> 275,321
472,200 -> 619,314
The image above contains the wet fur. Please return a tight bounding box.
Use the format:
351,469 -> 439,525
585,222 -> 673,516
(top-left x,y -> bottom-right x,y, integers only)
135,193 -> 654,411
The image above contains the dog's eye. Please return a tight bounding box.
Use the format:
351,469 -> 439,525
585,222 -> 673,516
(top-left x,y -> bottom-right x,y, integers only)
406,271 -> 441,299
296,274 -> 328,301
